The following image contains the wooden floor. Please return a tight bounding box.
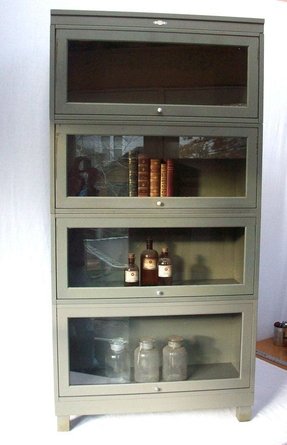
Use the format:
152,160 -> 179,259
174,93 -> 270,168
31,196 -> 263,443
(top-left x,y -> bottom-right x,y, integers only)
256,337 -> 287,370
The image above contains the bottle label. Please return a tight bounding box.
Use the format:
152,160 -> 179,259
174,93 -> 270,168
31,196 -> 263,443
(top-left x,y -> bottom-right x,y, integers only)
125,270 -> 139,283
143,258 -> 157,270
158,265 -> 172,277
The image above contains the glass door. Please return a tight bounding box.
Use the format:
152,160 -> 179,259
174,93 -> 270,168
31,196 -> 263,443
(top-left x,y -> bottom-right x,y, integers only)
54,29 -> 259,119
55,215 -> 255,299
57,301 -> 255,396
55,124 -> 258,209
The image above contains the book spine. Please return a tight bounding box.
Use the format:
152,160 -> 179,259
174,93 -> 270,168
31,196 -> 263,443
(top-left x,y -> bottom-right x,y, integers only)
150,158 -> 161,197
160,162 -> 167,197
166,159 -> 174,197
138,154 -> 150,196
128,151 -> 138,197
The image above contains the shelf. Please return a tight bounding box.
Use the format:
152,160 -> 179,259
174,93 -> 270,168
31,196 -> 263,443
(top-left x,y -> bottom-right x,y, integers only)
70,363 -> 239,386
69,274 -> 241,288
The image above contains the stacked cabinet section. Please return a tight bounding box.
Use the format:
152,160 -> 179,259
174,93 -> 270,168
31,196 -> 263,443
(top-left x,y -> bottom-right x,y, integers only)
55,125 -> 258,209
50,10 -> 263,431
58,302 -> 255,395
56,216 -> 255,298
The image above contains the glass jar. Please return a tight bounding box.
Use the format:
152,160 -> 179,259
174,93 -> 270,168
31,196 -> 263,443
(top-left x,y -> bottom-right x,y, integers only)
162,336 -> 188,381
105,338 -> 130,383
134,337 -> 160,382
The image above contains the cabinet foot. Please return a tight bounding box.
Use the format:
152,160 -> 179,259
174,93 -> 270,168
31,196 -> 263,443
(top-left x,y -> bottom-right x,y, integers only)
236,406 -> 252,421
57,415 -> 70,432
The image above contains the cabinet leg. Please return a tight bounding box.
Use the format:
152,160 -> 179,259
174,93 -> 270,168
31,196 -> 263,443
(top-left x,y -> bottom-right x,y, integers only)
57,415 -> 70,432
236,406 -> 252,422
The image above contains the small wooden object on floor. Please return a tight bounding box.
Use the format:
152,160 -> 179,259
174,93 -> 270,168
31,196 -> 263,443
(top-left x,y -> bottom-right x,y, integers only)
256,338 -> 287,370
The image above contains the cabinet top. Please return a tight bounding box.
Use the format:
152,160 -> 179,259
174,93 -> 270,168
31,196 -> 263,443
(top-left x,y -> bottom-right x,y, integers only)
51,9 -> 264,32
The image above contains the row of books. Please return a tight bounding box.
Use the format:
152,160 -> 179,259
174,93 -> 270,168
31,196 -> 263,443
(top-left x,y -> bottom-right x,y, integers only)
128,153 -> 174,197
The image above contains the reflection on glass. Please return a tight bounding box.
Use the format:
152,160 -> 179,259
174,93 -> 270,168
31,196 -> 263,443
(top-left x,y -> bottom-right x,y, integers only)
68,314 -> 242,385
67,41 -> 248,106
67,226 -> 245,288
66,135 -> 246,198
68,228 -> 128,287
67,135 -> 143,197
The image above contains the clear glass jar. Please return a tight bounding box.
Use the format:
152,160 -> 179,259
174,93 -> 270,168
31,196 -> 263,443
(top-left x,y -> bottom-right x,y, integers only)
105,338 -> 130,383
162,336 -> 188,381
134,337 -> 160,382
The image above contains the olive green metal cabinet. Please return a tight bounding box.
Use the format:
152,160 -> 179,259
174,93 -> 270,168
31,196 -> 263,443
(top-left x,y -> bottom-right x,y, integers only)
50,10 -> 264,431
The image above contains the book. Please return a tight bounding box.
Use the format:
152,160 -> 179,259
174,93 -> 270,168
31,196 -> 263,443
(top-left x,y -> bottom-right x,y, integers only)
160,162 -> 167,197
128,151 -> 138,196
138,154 -> 150,196
166,159 -> 174,197
150,158 -> 161,197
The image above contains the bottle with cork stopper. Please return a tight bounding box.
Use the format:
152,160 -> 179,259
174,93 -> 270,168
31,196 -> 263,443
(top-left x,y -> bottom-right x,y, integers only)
124,253 -> 139,286
158,246 -> 173,285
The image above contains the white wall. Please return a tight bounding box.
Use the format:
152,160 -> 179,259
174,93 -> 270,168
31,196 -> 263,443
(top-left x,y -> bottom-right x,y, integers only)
0,0 -> 287,434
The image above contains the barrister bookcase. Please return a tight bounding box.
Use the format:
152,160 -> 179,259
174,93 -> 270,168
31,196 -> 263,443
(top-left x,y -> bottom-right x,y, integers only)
50,10 -> 264,431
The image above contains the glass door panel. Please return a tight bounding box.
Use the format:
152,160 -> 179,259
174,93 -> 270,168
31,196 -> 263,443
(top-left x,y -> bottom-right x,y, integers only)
56,125 -> 257,209
56,216 -> 255,299
54,29 -> 259,118
68,227 -> 245,287
67,41 -> 247,107
69,315 -> 241,384
57,301 -> 254,396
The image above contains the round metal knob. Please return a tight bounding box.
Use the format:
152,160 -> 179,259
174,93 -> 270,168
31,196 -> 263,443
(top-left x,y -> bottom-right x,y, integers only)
157,107 -> 163,114
157,290 -> 164,296
156,200 -> 163,207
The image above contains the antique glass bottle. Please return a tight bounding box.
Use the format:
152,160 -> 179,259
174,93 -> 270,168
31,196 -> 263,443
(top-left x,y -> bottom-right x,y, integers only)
162,336 -> 188,381
124,253 -> 139,286
158,247 -> 173,285
105,338 -> 131,383
140,239 -> 158,286
134,337 -> 160,382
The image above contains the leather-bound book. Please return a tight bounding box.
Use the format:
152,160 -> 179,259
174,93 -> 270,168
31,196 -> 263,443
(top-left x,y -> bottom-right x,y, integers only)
150,158 -> 161,197
160,162 -> 167,197
128,151 -> 138,196
166,159 -> 174,197
138,153 -> 150,196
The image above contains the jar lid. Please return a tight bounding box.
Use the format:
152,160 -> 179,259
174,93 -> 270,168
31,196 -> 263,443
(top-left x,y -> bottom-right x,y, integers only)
110,338 -> 125,352
139,337 -> 155,350
168,335 -> 184,348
